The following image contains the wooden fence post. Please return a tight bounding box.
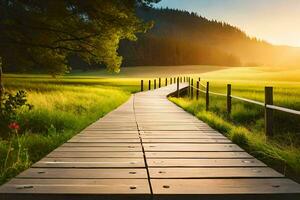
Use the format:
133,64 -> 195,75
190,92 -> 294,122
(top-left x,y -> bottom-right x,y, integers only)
206,82 -> 209,111
227,84 -> 232,114
184,77 -> 186,82
141,80 -> 144,91
188,78 -> 190,97
177,77 -> 180,97
148,80 -> 151,90
170,77 -> 172,84
265,87 -> 274,137
198,77 -> 201,82
165,78 -> 168,86
154,79 -> 156,89
191,79 -> 194,99
159,78 -> 161,88
196,81 -> 199,100
174,77 -> 176,83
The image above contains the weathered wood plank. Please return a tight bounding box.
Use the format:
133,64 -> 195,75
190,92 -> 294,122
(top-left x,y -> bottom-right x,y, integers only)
147,159 -> 266,167
151,178 -> 300,195
0,179 -> 150,194
141,135 -> 226,139
142,139 -> 231,143
143,144 -> 243,152
75,134 -> 139,139
145,152 -> 252,159
54,146 -> 142,152
149,167 -> 283,178
62,143 -> 141,147
68,139 -> 141,143
47,151 -> 143,158
18,168 -> 148,179
33,158 -> 145,168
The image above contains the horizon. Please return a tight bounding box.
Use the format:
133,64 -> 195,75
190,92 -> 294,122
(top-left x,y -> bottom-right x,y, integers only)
156,0 -> 300,48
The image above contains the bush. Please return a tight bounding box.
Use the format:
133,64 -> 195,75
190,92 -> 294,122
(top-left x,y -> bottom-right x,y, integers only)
0,90 -> 32,138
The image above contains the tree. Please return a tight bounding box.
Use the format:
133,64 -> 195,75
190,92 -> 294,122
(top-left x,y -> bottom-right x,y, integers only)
0,0 -> 160,75
0,57 -> 3,103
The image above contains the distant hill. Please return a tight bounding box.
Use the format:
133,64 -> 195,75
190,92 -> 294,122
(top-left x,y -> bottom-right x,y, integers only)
119,7 -> 300,67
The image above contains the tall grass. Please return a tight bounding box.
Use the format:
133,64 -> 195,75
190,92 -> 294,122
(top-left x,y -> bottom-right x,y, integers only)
0,75 -> 139,185
169,96 -> 300,182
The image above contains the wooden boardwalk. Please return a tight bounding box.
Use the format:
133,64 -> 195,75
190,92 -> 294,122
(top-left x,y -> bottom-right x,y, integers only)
1,83 -> 300,200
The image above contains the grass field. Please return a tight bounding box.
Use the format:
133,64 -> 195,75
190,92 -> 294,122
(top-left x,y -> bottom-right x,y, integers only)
168,65 -> 300,182
0,75 -> 141,184
1,65 -> 300,184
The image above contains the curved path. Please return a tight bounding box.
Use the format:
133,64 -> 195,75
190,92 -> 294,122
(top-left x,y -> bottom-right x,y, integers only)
1,83 -> 300,200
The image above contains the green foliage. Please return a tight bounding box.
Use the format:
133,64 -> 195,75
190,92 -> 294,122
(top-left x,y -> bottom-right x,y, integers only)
0,0 -> 159,74
0,91 -> 32,138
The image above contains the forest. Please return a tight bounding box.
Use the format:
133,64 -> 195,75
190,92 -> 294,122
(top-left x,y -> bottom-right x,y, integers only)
119,7 -> 300,68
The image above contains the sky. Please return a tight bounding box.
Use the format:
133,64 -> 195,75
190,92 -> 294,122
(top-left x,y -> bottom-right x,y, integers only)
156,0 -> 300,47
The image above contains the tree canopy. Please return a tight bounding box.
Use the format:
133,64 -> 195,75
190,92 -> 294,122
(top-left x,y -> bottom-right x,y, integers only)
0,0 -> 159,75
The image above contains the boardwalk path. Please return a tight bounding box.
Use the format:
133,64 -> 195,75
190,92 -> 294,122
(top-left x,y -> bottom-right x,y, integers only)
1,83 -> 300,200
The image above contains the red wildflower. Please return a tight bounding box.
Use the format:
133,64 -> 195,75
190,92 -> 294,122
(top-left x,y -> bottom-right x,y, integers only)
8,122 -> 20,131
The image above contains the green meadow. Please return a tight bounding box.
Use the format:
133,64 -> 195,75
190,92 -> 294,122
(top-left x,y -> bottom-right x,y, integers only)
0,75 -> 141,184
169,66 -> 300,182
1,65 -> 300,184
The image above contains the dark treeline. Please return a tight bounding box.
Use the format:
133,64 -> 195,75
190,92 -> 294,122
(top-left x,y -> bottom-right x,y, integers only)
119,7 -> 300,68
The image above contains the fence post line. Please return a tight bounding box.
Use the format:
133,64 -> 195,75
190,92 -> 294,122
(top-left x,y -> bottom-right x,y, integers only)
159,78 -> 161,88
177,77 -> 180,97
154,79 -> 156,89
170,77 -> 172,84
191,79 -> 194,99
174,77 -> 176,83
141,80 -> 144,92
198,78 -> 201,98
206,82 -> 209,111
196,81 -> 199,100
227,84 -> 232,115
184,77 -> 186,82
265,87 -> 274,137
188,79 -> 191,97
148,80 -> 151,90
165,78 -> 168,86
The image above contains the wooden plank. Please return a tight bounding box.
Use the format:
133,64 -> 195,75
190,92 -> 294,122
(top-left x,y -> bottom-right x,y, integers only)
143,144 -> 243,152
76,135 -> 139,139
18,168 -> 148,179
151,179 -> 300,195
62,143 -> 141,147
80,130 -> 138,134
147,159 -> 266,167
149,167 -> 283,178
85,127 -> 138,131
142,139 -> 231,143
68,138 -> 141,143
140,130 -> 218,134
141,135 -> 226,139
0,179 -> 151,195
47,152 -> 143,158
33,158 -> 145,168
54,146 -> 142,152
145,152 -> 252,159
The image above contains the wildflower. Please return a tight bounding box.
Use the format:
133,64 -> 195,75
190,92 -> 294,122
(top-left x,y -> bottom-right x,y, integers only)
8,122 -> 20,131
